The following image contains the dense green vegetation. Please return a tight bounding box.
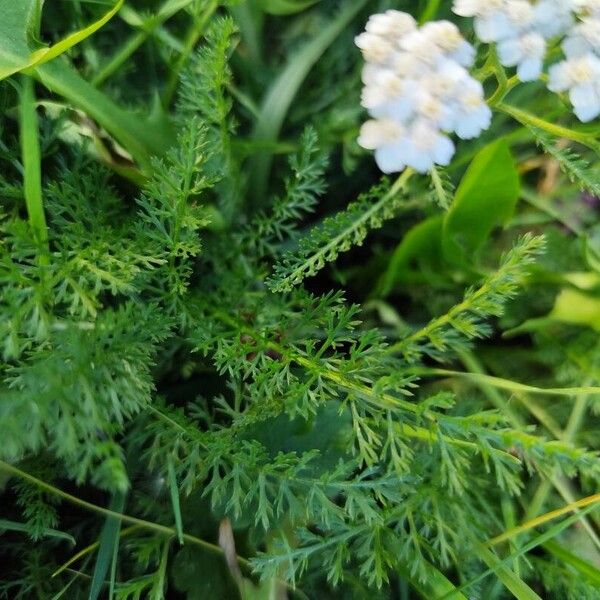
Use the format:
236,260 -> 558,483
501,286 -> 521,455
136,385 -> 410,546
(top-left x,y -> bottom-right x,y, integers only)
1,1 -> 600,598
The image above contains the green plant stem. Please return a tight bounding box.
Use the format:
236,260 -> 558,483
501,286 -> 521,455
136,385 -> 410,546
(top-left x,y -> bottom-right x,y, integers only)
0,460 -> 311,598
525,380 -> 597,536
497,102 -> 600,154
93,30 -> 149,87
93,0 -> 200,87
458,350 -> 524,426
163,0 -> 219,107
208,309 -> 521,464
456,353 -> 600,550
271,169 -> 415,292
419,0 -> 441,23
52,526 -> 141,578
0,459 -> 245,567
411,368 -> 600,397
19,76 -> 48,258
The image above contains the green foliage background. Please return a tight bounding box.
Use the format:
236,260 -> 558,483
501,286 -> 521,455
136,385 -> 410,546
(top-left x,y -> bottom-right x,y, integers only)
1,1 -> 600,599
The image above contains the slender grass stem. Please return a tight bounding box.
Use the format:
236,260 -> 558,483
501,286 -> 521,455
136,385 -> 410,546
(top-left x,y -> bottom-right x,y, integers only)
497,102 -> 600,154
419,0 -> 441,24
163,0 -> 219,107
0,459 -> 241,565
19,76 -> 48,259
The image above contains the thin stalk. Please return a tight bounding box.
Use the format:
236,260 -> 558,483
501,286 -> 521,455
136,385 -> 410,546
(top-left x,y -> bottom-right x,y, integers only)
19,76 -> 48,258
271,169 -> 415,292
419,0 -> 441,24
0,459 -> 242,566
458,350 -> 524,427
52,526 -> 141,578
497,102 -> 600,154
163,0 -> 219,107
93,0 -> 199,87
93,30 -> 149,86
0,460 -> 308,598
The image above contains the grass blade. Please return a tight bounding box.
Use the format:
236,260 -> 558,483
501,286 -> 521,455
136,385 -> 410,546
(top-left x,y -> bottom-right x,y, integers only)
19,76 -> 48,254
167,459 -> 184,545
543,540 -> 600,586
474,541 -> 542,600
89,491 -> 126,600
249,0 -> 367,200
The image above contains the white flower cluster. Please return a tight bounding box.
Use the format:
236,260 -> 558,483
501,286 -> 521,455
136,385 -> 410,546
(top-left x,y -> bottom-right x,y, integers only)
549,1 -> 600,121
355,11 -> 491,174
453,0 -> 600,121
453,0 -> 573,81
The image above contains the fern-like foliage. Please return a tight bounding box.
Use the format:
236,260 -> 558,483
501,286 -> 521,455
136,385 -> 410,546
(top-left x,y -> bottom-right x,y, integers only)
428,166 -> 455,210
391,233 -> 546,362
529,126 -> 600,197
3,6 -> 600,599
178,16 -> 240,218
239,126 -> 328,258
0,118 -> 210,490
267,170 -> 414,292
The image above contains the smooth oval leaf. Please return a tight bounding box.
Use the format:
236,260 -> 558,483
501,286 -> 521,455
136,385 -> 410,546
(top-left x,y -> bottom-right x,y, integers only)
443,139 -> 520,264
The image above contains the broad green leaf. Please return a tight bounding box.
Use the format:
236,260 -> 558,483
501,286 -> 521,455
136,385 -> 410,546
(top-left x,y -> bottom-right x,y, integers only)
0,0 -> 123,81
507,288 -> 600,335
34,60 -> 173,170
443,139 -> 520,264
260,0 -> 321,15
19,76 -> 47,252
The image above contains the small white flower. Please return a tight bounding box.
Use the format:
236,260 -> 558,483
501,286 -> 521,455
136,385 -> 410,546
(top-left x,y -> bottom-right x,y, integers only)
358,119 -> 404,150
533,0 -> 574,38
475,10 -> 514,43
421,60 -> 467,98
562,18 -> 600,58
454,85 -> 493,138
453,0 -> 504,18
405,121 -> 455,172
497,32 -> 547,80
452,0 -> 480,17
548,52 -> 600,121
399,29 -> 445,65
357,11 -> 492,173
415,92 -> 454,129
365,10 -> 417,38
506,0 -> 536,29
355,32 -> 395,64
358,120 -> 410,173
391,52 -> 421,78
421,21 -> 476,66
575,0 -> 600,18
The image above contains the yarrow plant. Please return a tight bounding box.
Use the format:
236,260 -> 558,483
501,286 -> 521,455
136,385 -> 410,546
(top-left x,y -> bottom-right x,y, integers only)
1,2 -> 600,599
356,11 -> 491,172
